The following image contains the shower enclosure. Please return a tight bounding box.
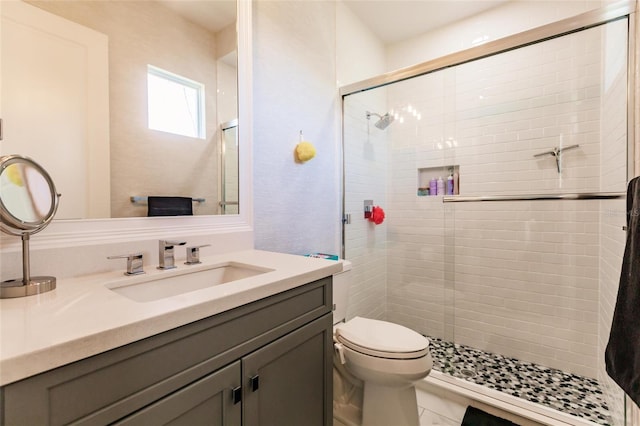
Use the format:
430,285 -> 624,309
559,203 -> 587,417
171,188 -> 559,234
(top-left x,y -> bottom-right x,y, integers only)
341,4 -> 634,425
219,119 -> 239,215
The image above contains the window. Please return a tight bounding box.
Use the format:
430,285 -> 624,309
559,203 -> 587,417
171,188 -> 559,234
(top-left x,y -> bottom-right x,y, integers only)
147,65 -> 205,139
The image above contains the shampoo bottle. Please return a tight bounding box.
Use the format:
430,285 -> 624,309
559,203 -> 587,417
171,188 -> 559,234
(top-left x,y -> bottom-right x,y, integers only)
437,176 -> 444,195
453,170 -> 459,195
429,178 -> 437,196
446,170 -> 454,195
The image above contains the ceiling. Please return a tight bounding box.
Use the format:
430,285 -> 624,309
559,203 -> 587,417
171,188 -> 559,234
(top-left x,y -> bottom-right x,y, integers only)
342,0 -> 511,44
157,0 -> 510,45
158,0 -> 236,33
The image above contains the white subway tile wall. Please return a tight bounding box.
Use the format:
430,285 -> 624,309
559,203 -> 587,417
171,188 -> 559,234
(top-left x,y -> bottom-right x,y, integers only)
344,18 -> 629,394
343,91 -> 389,321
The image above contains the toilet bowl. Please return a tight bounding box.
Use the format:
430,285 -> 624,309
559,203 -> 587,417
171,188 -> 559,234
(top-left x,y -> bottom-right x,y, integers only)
332,262 -> 432,426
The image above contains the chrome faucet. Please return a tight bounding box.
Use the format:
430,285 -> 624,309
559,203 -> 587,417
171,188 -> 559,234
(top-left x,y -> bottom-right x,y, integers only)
158,240 -> 186,270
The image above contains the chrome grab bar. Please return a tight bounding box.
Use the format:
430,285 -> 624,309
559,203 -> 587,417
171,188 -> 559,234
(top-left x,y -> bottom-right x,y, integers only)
442,192 -> 626,203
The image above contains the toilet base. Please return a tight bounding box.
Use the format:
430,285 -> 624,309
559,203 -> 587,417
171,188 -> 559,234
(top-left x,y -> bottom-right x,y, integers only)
361,383 -> 419,426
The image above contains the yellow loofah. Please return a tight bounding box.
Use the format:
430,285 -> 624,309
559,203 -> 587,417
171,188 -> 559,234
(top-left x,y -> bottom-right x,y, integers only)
295,141 -> 316,162
5,164 -> 24,187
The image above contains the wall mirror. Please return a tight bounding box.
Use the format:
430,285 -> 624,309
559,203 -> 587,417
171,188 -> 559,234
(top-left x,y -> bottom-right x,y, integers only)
0,0 -> 251,248
1,0 -> 242,219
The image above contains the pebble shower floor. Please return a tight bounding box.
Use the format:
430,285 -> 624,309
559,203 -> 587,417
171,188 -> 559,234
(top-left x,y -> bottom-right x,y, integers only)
427,337 -> 612,425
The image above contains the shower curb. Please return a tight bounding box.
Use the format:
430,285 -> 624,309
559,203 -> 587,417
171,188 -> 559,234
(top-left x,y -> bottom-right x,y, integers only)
419,370 -> 604,426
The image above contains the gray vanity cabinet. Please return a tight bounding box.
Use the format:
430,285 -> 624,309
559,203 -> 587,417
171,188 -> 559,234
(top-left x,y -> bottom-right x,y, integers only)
242,314 -> 332,426
116,361 -> 242,426
0,277 -> 333,426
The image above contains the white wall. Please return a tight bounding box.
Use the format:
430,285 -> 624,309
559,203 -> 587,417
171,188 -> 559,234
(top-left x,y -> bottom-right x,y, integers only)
252,0 -> 340,256
250,0 -> 393,318
337,2 -> 389,320
250,0 -> 397,259
342,91 -> 389,321
336,2 -> 386,87
386,0 -> 603,72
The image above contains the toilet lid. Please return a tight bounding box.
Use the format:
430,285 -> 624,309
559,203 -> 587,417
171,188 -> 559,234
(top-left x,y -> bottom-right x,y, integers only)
335,317 -> 430,359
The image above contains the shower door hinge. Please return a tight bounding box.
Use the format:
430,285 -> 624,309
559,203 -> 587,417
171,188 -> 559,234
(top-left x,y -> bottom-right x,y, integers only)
343,214 -> 351,225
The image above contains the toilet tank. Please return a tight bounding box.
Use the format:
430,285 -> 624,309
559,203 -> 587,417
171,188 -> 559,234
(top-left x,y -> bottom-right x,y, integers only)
333,260 -> 352,325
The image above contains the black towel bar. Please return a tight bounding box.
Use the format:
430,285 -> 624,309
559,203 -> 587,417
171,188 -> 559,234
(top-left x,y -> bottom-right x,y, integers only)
130,196 -> 205,204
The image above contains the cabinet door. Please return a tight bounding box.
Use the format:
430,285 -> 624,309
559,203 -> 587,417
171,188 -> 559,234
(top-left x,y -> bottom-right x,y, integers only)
115,361 -> 241,426
242,314 -> 333,426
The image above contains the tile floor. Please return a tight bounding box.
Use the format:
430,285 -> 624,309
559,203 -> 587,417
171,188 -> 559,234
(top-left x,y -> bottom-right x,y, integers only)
416,392 -> 461,426
426,337 -> 612,425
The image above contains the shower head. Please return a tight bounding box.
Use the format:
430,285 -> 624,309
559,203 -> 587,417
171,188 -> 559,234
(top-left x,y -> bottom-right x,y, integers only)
375,113 -> 395,130
366,111 -> 395,130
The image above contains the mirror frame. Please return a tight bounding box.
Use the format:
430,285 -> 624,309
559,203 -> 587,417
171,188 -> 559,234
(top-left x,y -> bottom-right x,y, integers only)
0,0 -> 253,250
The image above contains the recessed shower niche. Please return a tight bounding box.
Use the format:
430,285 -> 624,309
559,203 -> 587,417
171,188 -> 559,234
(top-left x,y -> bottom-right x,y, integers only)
417,165 -> 459,196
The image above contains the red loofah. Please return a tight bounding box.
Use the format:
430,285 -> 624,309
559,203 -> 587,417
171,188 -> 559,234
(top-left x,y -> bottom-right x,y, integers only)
369,206 -> 385,225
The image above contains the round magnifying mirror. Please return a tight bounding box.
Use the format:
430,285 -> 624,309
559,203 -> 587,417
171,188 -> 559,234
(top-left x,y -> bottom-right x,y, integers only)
0,154 -> 59,235
0,154 -> 60,298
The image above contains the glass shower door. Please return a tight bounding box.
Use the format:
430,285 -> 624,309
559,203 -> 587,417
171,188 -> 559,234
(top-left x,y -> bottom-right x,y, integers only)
444,18 -> 629,424
342,87 -> 391,321
220,119 -> 239,215
342,67 -> 453,344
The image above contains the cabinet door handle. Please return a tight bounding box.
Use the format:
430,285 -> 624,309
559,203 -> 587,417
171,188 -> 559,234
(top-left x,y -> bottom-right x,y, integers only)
232,386 -> 242,404
250,375 -> 260,392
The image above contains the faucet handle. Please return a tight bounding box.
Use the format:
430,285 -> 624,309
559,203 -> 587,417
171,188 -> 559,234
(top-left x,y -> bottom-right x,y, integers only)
107,253 -> 144,276
185,245 -> 211,265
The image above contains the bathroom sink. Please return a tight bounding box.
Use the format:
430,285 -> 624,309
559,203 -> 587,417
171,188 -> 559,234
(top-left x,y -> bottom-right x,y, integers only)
106,262 -> 273,302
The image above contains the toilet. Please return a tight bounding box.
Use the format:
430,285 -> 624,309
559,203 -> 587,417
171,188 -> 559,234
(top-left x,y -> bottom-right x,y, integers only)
333,261 -> 433,426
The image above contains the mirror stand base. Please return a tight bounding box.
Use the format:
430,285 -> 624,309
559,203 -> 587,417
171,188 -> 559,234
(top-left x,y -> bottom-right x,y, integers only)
0,277 -> 56,299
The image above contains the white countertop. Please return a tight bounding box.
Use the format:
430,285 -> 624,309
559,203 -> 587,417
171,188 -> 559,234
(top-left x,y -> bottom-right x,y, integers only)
0,250 -> 342,386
